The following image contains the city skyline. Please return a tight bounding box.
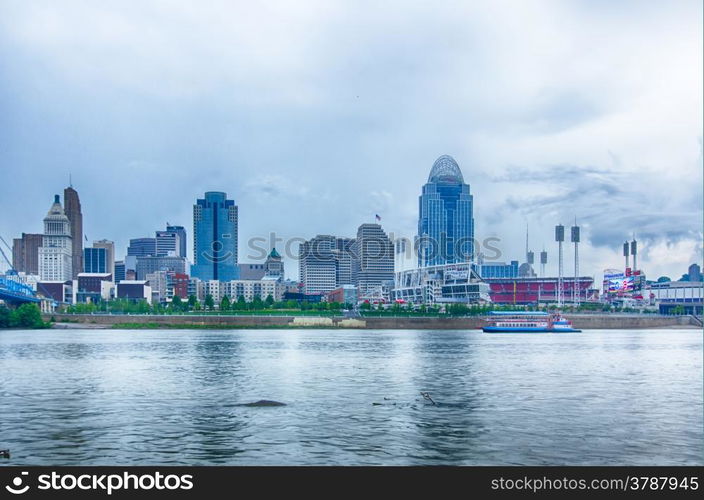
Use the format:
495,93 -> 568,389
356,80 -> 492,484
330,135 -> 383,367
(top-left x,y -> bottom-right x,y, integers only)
0,1 -> 701,281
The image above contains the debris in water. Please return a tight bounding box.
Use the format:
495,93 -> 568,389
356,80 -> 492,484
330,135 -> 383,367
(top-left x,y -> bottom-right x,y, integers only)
420,392 -> 436,405
240,400 -> 286,407
0,449 -> 9,459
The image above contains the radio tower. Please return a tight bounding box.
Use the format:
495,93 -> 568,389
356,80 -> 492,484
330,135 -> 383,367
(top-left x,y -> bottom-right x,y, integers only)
526,224 -> 534,270
571,220 -> 580,306
555,224 -> 565,307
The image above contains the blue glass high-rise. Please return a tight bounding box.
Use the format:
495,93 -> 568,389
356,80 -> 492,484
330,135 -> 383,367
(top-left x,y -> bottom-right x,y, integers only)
83,247 -> 107,273
191,192 -> 239,281
418,155 -> 474,267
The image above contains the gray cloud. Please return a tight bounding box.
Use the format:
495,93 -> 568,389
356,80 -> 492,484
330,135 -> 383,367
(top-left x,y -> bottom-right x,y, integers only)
0,0 -> 701,280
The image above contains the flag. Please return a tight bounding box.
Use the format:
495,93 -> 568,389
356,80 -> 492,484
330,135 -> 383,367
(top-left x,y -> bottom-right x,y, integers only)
84,235 -> 88,242
375,214 -> 381,221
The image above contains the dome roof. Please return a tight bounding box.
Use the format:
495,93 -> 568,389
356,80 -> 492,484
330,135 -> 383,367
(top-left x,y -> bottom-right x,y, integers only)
45,194 -> 68,221
428,155 -> 464,184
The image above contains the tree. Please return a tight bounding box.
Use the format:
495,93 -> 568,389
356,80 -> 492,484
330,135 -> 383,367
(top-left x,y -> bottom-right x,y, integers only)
0,306 -> 11,328
252,295 -> 263,310
204,294 -> 215,311
171,295 -> 183,312
11,304 -> 45,328
235,295 -> 246,310
187,295 -> 198,310
360,301 -> 371,311
220,295 -> 231,312
264,294 -> 275,308
657,276 -> 672,283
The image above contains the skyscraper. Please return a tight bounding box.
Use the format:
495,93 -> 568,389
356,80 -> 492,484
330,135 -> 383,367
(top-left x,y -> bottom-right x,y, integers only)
155,231 -> 179,256
92,239 -> 115,278
417,155 -> 474,267
352,223 -> 394,296
299,236 -> 337,295
191,191 -> 239,281
165,225 -> 187,258
64,186 -> 83,279
39,195 -> 73,281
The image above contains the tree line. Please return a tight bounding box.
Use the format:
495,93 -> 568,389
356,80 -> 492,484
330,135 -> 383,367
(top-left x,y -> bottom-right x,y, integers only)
0,304 -> 49,329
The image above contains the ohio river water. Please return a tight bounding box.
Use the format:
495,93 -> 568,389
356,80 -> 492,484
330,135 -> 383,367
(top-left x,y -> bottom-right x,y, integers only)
0,328 -> 701,465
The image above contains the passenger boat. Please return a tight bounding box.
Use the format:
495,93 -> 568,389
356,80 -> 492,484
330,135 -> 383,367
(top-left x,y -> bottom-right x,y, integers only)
482,311 -> 581,333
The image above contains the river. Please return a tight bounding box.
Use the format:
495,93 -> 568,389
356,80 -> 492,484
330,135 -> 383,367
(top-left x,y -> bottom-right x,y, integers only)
0,328 -> 701,465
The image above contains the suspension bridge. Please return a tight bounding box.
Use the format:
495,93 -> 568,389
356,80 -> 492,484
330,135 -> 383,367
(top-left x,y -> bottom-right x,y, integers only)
0,235 -> 42,306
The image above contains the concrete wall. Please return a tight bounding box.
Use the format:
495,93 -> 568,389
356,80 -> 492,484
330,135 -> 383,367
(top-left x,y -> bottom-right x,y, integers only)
47,313 -> 699,329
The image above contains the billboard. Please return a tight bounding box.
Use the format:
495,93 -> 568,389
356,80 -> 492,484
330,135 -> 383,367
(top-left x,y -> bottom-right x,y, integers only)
603,270 -> 635,294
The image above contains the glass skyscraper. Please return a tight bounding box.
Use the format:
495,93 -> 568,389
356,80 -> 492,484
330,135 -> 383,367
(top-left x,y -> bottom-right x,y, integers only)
191,191 -> 239,281
83,247 -> 108,274
417,155 -> 474,267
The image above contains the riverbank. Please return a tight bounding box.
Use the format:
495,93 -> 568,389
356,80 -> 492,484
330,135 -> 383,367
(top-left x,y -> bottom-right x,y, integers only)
46,313 -> 701,330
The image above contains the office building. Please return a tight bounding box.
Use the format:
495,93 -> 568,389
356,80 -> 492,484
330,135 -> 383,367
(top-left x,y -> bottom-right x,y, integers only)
38,195 -> 73,282
114,261 -> 126,282
299,235 -> 338,295
93,240 -> 115,278
12,233 -> 42,275
127,237 -> 157,257
417,155 -> 474,267
156,230 -> 180,256
84,247 -> 108,274
166,225 -> 187,258
264,248 -> 284,278
135,255 -> 188,280
191,191 -> 239,281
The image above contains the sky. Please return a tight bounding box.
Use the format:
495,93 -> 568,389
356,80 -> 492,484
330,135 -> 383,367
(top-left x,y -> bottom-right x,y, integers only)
0,0 -> 701,281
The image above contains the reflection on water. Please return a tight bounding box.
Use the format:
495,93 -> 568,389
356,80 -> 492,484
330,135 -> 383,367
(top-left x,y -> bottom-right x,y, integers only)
0,328 -> 701,465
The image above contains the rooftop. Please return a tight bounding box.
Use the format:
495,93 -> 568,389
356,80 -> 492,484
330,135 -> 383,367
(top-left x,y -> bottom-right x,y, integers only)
428,155 -> 464,184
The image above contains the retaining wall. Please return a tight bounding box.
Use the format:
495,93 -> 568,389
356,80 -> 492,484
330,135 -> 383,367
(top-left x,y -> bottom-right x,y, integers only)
47,313 -> 699,329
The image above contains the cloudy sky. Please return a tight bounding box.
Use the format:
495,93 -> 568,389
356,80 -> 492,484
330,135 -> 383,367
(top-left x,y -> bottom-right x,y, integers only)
0,0 -> 701,281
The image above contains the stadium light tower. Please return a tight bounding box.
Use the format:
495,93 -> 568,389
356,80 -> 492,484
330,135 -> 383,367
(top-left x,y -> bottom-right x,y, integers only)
571,222 -> 580,306
631,238 -> 637,271
555,224 -> 565,307
540,248 -> 547,278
